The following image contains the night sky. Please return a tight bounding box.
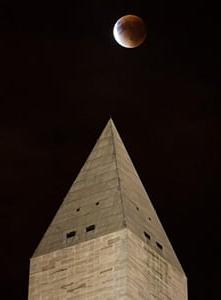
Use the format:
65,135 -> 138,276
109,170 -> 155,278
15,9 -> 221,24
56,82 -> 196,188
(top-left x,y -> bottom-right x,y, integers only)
1,1 -> 221,299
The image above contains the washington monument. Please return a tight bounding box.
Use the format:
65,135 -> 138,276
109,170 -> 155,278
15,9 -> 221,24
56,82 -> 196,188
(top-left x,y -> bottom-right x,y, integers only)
28,119 -> 188,299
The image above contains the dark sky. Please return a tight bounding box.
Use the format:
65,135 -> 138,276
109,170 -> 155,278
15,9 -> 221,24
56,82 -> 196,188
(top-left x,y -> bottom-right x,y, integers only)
1,1 -> 220,299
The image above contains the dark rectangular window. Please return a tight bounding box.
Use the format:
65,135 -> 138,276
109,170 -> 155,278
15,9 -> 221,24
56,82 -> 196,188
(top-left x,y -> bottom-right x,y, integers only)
156,241 -> 163,250
86,224 -> 96,232
144,231 -> 151,240
66,231 -> 76,239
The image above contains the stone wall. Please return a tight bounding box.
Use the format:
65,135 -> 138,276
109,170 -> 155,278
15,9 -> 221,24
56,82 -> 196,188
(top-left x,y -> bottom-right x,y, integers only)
29,228 -> 187,299
127,230 -> 188,299
29,229 -> 128,299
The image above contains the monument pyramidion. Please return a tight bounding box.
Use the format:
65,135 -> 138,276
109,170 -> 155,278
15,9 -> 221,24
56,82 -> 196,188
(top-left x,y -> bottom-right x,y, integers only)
28,119 -> 188,299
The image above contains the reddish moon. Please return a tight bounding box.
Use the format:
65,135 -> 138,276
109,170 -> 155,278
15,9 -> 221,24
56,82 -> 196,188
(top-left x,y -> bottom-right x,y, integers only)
113,15 -> 146,48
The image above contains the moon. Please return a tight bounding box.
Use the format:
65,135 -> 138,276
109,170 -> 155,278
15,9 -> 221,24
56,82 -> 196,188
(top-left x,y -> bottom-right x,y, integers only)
113,15 -> 146,48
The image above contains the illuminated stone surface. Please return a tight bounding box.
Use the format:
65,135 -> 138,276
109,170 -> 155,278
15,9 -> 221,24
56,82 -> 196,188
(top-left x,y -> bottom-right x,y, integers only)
29,119 -> 187,299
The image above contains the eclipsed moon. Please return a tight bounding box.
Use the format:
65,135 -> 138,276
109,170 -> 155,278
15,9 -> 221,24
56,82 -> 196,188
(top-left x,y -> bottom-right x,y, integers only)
113,15 -> 146,48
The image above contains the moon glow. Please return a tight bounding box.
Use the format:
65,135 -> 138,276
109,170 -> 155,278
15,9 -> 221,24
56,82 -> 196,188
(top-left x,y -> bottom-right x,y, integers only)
113,15 -> 146,48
